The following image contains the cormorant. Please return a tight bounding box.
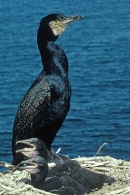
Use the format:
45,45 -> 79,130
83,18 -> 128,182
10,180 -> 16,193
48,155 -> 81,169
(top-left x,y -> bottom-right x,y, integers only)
18,156 -> 48,186
48,160 -> 115,192
16,138 -> 69,164
16,138 -> 49,162
18,157 -> 88,195
12,14 -> 82,165
18,153 -> 115,195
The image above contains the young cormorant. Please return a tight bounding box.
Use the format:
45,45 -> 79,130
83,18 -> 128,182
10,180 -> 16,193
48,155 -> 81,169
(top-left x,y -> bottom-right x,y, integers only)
12,14 -> 82,165
18,155 -> 115,194
48,160 -> 115,192
16,138 -> 69,164
18,157 -> 88,195
18,156 -> 48,187
16,138 -> 49,162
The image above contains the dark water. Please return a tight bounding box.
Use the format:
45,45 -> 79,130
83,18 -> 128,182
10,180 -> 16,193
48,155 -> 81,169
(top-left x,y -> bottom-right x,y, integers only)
0,0 -> 130,171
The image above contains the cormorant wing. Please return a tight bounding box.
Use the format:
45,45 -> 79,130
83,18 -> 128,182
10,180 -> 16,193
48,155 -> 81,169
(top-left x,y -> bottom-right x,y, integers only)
12,70 -> 51,147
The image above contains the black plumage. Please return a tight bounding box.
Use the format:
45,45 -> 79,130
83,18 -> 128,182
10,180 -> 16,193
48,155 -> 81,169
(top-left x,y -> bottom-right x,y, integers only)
16,138 -> 115,195
48,160 -> 115,193
18,156 -> 88,195
12,14 -> 82,165
18,155 -> 115,195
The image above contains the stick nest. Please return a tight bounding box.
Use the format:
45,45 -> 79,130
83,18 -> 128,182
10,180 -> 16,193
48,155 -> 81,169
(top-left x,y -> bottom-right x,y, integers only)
0,156 -> 130,195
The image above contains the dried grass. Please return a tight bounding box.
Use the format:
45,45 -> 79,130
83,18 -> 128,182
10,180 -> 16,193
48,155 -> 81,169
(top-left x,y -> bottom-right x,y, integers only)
1,155 -> 130,195
74,156 -> 130,194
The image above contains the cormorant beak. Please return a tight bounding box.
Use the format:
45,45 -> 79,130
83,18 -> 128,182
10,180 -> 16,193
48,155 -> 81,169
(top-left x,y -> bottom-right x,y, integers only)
18,160 -> 38,174
16,139 -> 37,158
49,14 -> 82,37
58,14 -> 83,28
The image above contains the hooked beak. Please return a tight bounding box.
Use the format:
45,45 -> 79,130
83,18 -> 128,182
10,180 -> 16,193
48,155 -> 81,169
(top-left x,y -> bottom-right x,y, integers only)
49,14 -> 82,37
60,14 -> 82,27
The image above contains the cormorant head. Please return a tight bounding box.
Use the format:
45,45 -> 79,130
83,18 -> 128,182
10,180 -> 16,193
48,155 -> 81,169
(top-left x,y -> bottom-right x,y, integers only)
18,156 -> 48,186
38,14 -> 82,42
16,138 -> 48,162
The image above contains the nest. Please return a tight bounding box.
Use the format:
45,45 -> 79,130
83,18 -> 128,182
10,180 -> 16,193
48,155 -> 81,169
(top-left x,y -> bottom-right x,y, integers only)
0,155 -> 130,195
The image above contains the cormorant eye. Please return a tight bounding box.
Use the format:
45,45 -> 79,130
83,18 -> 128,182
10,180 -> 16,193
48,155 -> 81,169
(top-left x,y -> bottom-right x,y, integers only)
57,16 -> 63,21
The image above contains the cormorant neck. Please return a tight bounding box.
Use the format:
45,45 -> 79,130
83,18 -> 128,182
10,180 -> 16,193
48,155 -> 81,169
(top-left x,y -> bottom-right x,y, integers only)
37,19 -> 69,75
37,34 -> 68,75
31,167 -> 48,189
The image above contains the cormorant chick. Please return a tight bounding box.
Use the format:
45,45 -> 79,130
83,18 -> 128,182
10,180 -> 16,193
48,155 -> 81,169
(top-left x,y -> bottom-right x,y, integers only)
16,138 -> 69,164
16,138 -> 49,162
18,156 -> 88,195
48,160 -> 115,192
12,14 -> 82,165
18,156 -> 115,195
18,156 -> 48,188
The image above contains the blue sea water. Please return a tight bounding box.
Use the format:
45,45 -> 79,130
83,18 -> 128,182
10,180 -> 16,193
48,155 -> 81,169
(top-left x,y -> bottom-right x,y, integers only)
0,0 -> 130,171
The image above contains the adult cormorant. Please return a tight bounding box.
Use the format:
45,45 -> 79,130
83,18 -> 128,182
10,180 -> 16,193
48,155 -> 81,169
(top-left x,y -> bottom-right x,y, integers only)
12,14 -> 82,165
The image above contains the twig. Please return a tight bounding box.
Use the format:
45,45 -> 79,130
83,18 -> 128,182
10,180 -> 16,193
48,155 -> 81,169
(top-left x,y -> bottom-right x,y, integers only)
55,148 -> 61,154
94,142 -> 108,156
